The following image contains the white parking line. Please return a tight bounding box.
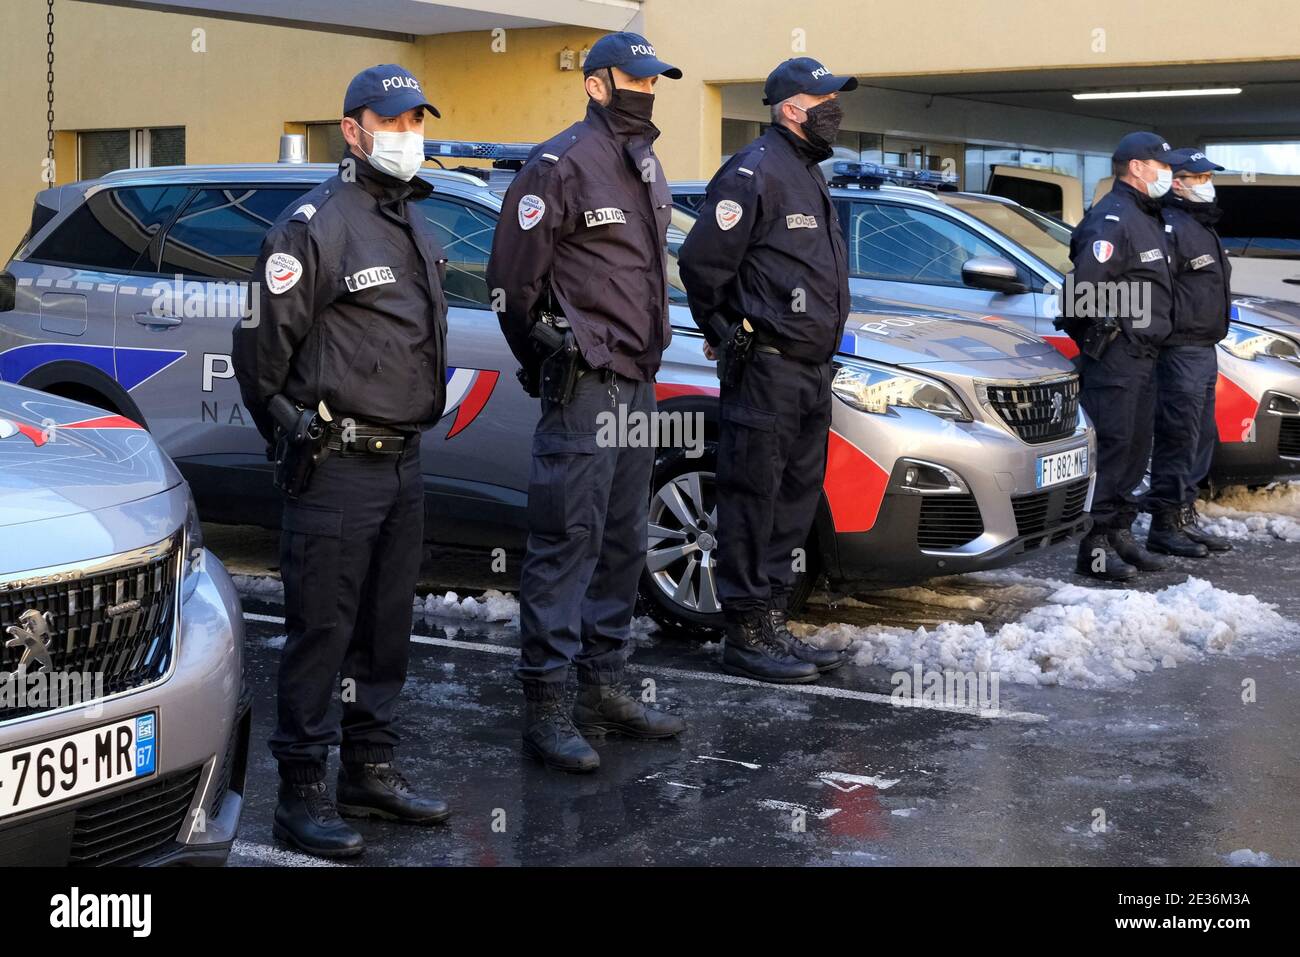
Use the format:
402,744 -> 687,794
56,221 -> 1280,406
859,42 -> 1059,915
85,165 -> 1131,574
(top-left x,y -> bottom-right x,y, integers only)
241,613 -> 1047,723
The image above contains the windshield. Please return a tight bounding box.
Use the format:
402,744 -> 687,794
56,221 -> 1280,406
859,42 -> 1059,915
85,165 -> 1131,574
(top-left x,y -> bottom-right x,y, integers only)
941,194 -> 1073,276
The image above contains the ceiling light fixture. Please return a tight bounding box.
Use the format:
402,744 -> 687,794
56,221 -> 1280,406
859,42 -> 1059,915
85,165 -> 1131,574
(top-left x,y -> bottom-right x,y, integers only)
1072,87 -> 1243,101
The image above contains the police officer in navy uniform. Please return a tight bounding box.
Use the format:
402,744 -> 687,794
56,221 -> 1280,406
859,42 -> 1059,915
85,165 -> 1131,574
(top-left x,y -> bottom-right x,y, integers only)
1145,149 -> 1234,556
233,65 -> 451,857
678,58 -> 855,682
487,33 -> 687,774
1066,132 -> 1178,581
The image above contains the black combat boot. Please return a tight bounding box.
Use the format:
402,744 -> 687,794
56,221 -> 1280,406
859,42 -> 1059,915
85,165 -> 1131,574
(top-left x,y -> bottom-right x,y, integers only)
1180,504 -> 1233,552
1107,527 -> 1170,571
273,779 -> 365,859
767,607 -> 845,672
721,614 -> 819,684
573,675 -> 686,739
1146,509 -> 1210,558
336,761 -> 451,825
522,681 -> 600,772
1075,530 -> 1138,582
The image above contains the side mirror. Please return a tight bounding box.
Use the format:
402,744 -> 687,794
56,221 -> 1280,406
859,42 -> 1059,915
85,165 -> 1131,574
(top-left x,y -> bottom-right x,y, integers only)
962,256 -> 1028,295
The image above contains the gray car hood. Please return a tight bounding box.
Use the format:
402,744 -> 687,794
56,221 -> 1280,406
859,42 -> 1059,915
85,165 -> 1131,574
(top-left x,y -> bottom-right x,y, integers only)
1231,295 -> 1300,332
0,383 -> 179,528
841,296 -> 1062,376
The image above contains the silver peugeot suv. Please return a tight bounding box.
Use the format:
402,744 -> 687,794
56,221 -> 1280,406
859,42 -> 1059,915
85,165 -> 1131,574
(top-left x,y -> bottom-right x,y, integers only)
0,381 -> 247,865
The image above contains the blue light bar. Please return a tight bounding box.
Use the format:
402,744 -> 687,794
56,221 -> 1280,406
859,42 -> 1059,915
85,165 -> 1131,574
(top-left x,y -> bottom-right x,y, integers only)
424,140 -> 536,162
831,161 -> 956,190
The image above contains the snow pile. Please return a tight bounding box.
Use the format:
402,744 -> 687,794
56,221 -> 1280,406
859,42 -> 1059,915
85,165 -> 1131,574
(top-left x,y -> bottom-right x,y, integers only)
1225,848 -> 1276,866
415,589 -> 519,623
231,574 -> 284,601
1197,482 -> 1300,542
791,576 -> 1294,689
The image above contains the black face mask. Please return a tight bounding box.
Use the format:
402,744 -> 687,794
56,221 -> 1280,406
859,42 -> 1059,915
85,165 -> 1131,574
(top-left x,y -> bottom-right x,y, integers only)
797,99 -> 843,152
608,86 -> 656,127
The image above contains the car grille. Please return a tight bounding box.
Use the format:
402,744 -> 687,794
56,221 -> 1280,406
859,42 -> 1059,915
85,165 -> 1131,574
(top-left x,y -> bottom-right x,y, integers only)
1279,417 -> 1300,458
0,534 -> 181,722
984,376 -> 1080,444
1013,478 -> 1091,538
917,495 -> 985,550
69,767 -> 202,867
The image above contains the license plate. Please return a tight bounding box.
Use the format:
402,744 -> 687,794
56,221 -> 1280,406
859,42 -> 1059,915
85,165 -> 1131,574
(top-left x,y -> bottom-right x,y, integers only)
1036,445 -> 1089,489
0,712 -> 157,820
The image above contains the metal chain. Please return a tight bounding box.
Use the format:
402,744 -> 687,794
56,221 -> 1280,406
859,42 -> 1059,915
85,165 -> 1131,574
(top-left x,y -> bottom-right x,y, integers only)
45,0 -> 55,174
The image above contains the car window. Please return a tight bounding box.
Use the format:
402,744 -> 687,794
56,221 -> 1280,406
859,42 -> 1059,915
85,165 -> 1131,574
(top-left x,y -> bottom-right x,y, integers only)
943,194 -> 1073,275
415,196 -> 496,308
159,186 -> 309,279
1215,186 -> 1300,260
840,200 -> 1010,288
986,173 -> 1065,220
27,185 -> 190,273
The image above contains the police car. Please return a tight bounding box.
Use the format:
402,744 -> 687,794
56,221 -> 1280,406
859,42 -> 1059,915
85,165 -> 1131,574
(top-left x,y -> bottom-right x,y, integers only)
674,162 -> 1300,490
0,140 -> 1093,634
0,381 -> 248,865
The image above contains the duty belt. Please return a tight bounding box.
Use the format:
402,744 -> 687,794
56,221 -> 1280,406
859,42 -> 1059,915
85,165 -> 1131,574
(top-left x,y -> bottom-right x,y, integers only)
325,421 -> 413,455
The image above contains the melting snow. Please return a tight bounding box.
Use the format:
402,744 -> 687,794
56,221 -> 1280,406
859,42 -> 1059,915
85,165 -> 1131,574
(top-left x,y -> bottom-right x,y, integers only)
792,576 -> 1294,689
1196,481 -> 1300,542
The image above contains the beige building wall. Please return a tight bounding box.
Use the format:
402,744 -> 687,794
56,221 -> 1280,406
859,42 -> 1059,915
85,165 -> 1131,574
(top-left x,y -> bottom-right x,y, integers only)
4,0 -> 1300,252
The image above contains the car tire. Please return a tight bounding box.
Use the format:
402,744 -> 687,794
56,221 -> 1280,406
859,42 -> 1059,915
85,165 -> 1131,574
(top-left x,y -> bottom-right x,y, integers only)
637,438 -> 820,638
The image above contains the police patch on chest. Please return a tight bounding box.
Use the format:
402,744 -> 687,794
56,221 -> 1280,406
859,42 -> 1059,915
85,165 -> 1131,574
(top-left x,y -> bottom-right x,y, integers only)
786,213 -> 818,229
345,266 -> 397,292
1139,248 -> 1165,263
715,200 -> 743,231
1189,254 -> 1216,270
584,207 -> 626,227
265,252 -> 303,295
518,194 -> 546,230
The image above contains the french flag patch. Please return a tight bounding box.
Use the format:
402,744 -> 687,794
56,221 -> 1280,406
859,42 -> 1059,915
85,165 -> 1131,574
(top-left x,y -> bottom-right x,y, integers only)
1092,240 -> 1115,263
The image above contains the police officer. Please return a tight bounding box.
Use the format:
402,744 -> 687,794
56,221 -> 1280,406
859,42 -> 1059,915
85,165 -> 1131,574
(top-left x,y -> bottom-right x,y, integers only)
487,33 -> 687,774
233,64 -> 451,857
1145,149 -> 1234,556
1066,132 -> 1178,581
678,58 -> 854,682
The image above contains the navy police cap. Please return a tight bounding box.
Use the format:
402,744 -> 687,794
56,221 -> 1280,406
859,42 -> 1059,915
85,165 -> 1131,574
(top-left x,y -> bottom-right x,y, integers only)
1113,131 -> 1180,165
1169,148 -> 1226,174
344,64 -> 440,118
763,57 -> 858,105
583,32 -> 682,79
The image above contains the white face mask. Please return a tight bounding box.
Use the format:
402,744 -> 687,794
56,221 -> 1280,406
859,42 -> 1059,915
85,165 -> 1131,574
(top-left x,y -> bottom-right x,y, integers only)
1144,165 -> 1173,200
357,124 -> 425,181
1183,181 -> 1216,203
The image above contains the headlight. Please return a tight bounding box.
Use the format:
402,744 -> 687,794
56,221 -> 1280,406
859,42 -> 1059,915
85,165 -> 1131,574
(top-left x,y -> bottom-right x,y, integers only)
831,357 -> 972,421
1220,322 -> 1300,363
182,491 -> 205,600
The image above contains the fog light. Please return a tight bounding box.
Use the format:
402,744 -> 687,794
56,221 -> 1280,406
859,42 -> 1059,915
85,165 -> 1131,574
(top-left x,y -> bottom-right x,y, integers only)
898,459 -> 968,493
1267,394 -> 1300,415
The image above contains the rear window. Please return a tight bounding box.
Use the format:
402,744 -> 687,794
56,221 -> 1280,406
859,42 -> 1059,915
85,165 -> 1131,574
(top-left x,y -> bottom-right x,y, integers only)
158,186 -> 309,279
986,173 -> 1065,221
1215,186 -> 1300,259
27,185 -> 190,272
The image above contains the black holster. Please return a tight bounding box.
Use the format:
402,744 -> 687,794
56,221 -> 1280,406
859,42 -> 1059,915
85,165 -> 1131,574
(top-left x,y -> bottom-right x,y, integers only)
1079,319 -> 1122,361
716,320 -> 754,389
268,394 -> 330,498
528,316 -> 582,406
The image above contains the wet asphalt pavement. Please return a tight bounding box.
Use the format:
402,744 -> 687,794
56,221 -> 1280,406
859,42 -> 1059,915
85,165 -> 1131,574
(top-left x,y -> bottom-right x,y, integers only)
210,525 -> 1300,867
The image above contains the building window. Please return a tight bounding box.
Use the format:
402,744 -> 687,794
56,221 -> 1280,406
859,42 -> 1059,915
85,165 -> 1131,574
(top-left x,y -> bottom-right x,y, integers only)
306,122 -> 346,163
77,127 -> 186,179
1205,141 -> 1300,176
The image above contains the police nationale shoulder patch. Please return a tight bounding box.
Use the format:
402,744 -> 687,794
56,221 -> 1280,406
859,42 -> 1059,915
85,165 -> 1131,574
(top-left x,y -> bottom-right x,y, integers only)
265,252 -> 303,295
1092,240 -> 1115,264
716,199 -> 743,231
518,194 -> 546,230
